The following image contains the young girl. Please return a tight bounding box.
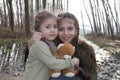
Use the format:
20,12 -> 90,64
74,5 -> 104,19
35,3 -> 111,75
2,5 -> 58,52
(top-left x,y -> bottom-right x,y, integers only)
24,11 -> 79,80
28,12 -> 98,80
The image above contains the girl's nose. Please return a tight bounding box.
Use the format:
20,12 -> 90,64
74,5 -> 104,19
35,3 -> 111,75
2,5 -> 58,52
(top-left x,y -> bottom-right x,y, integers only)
51,27 -> 56,31
64,30 -> 69,35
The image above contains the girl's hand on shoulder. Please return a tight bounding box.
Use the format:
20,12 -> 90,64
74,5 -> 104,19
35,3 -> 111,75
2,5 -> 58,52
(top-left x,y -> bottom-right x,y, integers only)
28,32 -> 43,48
32,32 -> 43,42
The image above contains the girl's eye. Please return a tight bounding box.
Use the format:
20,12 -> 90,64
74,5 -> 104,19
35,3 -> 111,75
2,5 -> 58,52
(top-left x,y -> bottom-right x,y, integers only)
67,26 -> 74,31
68,27 -> 73,31
46,26 -> 50,28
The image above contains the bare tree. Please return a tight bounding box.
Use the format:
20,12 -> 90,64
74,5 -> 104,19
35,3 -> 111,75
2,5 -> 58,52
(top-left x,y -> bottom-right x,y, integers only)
66,0 -> 68,11
83,0 -> 94,34
3,0 -> 8,27
101,0 -> 114,37
36,0 -> 39,13
30,0 -> 34,28
24,0 -> 30,36
114,0 -> 119,35
94,0 -> 102,33
56,0 -> 63,10
101,11 -> 107,35
7,0 -> 14,32
81,11 -> 85,35
52,0 -> 55,12
16,0 -> 20,27
19,0 -> 23,29
43,0 -> 46,10
89,0 -> 98,34
60,0 -> 63,10
0,7 -> 3,27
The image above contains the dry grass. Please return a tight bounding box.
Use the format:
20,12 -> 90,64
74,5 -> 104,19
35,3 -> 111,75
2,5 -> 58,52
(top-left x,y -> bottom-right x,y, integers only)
0,27 -> 31,39
85,34 -> 120,57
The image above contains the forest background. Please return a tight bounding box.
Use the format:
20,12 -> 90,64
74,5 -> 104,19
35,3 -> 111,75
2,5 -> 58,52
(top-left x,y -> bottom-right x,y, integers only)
0,0 -> 120,38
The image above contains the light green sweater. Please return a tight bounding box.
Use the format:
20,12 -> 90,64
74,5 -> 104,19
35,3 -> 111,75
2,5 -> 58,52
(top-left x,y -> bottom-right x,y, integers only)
24,41 -> 73,80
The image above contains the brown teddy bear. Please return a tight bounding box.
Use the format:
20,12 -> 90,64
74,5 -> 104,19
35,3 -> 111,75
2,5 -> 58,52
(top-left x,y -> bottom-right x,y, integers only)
49,43 -> 77,78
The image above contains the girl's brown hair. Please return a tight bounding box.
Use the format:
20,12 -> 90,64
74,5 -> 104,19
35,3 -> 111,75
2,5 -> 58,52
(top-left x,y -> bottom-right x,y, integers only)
34,11 -> 56,31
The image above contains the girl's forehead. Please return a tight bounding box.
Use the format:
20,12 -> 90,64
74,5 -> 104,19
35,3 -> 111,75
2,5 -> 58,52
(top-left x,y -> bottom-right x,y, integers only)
60,18 -> 74,24
45,17 -> 57,21
42,17 -> 57,23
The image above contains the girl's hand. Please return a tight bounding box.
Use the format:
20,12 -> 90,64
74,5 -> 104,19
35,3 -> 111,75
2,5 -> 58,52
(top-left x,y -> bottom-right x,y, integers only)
28,32 -> 43,48
73,57 -> 79,67
73,57 -> 80,75
31,32 -> 43,42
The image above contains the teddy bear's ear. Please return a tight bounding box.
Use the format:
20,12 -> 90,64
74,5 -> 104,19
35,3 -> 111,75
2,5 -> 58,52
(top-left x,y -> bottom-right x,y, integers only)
57,44 -> 64,49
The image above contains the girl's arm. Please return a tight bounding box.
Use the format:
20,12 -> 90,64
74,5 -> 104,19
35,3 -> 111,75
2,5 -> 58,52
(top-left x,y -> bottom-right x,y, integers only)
30,41 -> 79,70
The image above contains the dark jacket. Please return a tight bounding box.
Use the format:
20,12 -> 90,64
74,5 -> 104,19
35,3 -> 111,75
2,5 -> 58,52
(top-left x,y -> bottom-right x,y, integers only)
74,41 -> 97,80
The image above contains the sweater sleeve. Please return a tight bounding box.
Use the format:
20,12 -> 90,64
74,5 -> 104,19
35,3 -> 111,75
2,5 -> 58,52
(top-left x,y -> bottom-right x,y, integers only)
29,41 -> 74,70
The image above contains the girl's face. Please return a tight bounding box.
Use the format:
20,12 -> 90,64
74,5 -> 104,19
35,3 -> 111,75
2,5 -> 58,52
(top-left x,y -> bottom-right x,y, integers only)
40,17 -> 58,40
58,18 -> 76,43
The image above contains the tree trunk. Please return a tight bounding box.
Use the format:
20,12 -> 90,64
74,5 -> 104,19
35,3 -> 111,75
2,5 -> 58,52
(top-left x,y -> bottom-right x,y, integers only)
30,0 -> 34,28
114,0 -> 119,35
83,0 -> 94,35
81,12 -> 85,35
60,0 -> 63,10
89,0 -> 97,34
7,0 -> 14,32
36,0 -> 39,13
3,0 -> 8,27
24,0 -> 31,36
19,0 -> 23,29
43,0 -> 46,10
52,0 -> 55,12
16,0 -> 20,28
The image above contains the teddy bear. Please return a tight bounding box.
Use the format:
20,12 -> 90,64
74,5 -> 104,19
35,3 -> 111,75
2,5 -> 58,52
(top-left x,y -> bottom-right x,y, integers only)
49,42 -> 77,78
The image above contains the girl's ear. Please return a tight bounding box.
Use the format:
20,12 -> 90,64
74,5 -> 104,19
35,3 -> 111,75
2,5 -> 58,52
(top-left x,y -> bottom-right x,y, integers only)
75,31 -> 78,37
75,29 -> 78,35
76,32 -> 77,35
